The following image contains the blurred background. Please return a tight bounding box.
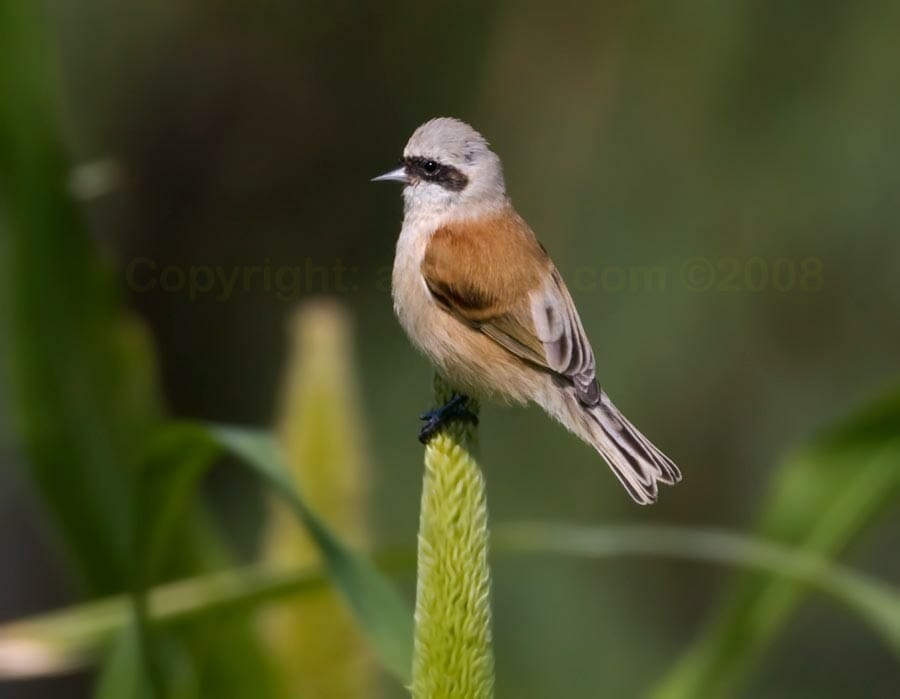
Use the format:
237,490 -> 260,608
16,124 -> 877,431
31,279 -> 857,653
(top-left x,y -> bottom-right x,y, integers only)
1,1 -> 899,697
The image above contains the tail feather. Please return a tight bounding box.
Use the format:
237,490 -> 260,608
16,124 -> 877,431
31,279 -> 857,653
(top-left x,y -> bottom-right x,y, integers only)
561,390 -> 681,505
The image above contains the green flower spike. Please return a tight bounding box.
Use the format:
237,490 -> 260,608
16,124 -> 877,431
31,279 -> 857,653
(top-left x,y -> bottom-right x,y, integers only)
411,376 -> 495,699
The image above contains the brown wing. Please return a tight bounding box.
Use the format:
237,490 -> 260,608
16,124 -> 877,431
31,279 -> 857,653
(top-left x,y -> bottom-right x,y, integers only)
421,210 -> 600,404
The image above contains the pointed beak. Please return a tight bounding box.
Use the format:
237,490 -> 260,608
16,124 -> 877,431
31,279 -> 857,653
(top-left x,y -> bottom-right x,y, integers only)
371,166 -> 409,184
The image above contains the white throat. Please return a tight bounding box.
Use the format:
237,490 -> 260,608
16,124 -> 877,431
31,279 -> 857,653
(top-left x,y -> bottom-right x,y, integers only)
400,175 -> 509,233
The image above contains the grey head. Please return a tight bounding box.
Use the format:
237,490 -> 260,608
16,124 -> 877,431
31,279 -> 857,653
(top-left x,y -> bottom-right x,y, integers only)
373,117 -> 507,217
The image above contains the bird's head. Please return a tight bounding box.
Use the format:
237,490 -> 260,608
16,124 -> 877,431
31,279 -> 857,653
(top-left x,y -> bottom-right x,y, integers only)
373,117 -> 507,218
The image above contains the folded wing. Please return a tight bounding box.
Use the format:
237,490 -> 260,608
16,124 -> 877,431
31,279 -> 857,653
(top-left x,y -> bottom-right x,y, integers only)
421,209 -> 598,403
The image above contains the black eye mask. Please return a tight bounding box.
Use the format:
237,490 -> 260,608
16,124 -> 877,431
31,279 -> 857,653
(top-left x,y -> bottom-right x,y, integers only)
403,156 -> 469,192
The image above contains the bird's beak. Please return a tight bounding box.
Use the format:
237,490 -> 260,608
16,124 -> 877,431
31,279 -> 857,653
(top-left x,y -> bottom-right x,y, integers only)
371,166 -> 409,184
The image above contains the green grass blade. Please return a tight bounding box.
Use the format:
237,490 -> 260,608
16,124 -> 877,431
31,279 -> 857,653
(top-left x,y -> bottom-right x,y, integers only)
2,522 -> 895,682
127,426 -> 225,699
209,425 -> 415,685
0,0 -> 163,594
651,388 -> 900,699
493,523 -> 900,654
0,7 -> 280,696
132,421 -> 414,685
94,625 -> 154,699
0,554 -> 415,681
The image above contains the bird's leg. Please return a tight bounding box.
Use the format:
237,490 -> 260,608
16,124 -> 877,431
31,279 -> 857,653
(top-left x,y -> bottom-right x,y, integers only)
418,393 -> 478,444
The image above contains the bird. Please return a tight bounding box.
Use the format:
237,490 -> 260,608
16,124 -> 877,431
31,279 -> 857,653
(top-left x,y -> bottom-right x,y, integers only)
373,117 -> 681,504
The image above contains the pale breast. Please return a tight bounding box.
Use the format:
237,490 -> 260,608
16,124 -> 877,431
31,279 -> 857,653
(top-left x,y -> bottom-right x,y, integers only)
391,219 -> 537,404
391,221 -> 434,353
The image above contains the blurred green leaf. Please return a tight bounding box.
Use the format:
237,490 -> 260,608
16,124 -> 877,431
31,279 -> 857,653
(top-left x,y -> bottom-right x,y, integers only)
94,625 -> 154,699
210,425 -> 416,685
4,520 -> 895,684
127,426 -> 224,699
96,621 -> 205,699
0,562 -> 333,680
0,0 -> 161,594
651,387 -> 900,699
0,549 -> 417,681
126,425 -> 284,699
135,426 -> 221,581
0,4 -> 279,696
493,523 -> 900,654
130,422 -> 414,686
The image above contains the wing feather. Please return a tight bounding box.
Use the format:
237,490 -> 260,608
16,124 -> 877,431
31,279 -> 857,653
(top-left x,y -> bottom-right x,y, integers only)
421,211 -> 600,403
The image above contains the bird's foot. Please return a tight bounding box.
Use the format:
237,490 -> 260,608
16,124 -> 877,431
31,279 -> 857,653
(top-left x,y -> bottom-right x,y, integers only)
418,393 -> 478,444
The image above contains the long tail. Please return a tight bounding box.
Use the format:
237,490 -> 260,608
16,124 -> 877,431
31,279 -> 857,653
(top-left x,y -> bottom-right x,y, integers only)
552,388 -> 681,505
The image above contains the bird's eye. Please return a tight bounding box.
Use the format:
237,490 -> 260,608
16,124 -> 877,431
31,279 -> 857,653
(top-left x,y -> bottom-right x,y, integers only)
423,159 -> 438,174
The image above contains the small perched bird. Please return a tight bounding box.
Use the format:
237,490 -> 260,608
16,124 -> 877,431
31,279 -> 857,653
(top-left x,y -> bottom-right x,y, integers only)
373,117 -> 681,504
